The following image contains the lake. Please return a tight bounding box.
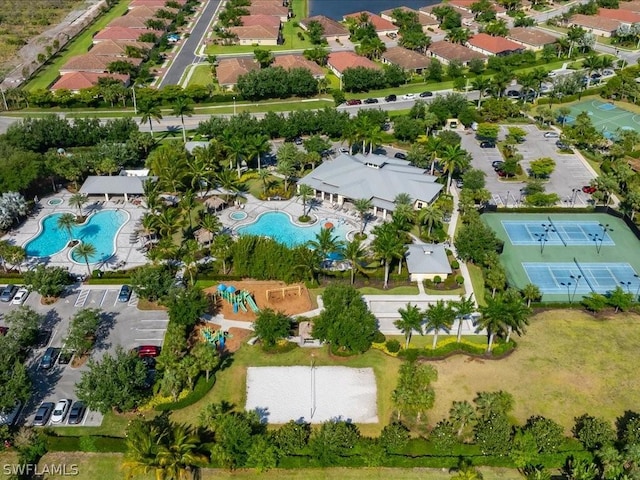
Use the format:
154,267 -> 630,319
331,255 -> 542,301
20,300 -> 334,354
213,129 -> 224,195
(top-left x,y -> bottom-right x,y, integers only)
308,0 -> 440,20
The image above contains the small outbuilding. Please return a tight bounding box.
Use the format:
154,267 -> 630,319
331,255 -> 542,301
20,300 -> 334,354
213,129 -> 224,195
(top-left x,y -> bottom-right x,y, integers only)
79,175 -> 156,201
405,243 -> 452,282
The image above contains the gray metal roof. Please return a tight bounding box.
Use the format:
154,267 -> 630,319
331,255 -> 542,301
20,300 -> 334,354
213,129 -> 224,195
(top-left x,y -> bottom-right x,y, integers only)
404,243 -> 453,275
298,154 -> 443,211
79,175 -> 156,195
185,141 -> 209,154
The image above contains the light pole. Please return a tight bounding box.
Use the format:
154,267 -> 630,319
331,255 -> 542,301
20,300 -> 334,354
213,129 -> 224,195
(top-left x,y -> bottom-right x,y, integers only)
621,280 -> 632,293
570,274 -> 582,303
571,188 -> 580,207
132,84 -> 137,114
560,281 -> 572,304
310,353 -> 316,420
233,96 -> 236,116
505,190 -> 510,208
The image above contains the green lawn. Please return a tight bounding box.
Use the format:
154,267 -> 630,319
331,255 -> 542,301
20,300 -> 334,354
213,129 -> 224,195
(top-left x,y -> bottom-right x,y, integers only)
25,0 -> 132,91
386,334 -> 486,349
47,411 -> 133,438
187,64 -> 213,87
359,285 -> 419,295
467,263 -> 486,306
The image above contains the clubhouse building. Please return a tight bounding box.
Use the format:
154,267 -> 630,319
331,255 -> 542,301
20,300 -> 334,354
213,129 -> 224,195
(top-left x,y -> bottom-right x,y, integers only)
298,153 -> 443,219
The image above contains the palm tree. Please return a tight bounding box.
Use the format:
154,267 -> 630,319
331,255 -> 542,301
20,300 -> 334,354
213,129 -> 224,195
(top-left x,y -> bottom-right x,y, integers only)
567,25 -> 586,57
424,299 -> 455,349
353,198 -> 373,235
211,233 -> 232,274
371,222 -> 406,288
449,400 -> 476,438
417,204 -> 442,237
199,213 -> 221,238
171,97 -> 194,144
276,160 -> 295,194
74,242 -> 96,276
57,213 -> 76,242
224,135 -> 246,178
138,100 -> 163,138
502,290 -> 531,342
394,303 -> 424,348
343,239 -> 368,284
477,295 -> 509,352
258,169 -> 271,197
180,239 -> 200,286
156,423 -> 209,480
521,283 -> 541,307
452,294 -> 475,343
392,202 -> 415,234
440,144 -> 469,194
155,208 -> 183,238
122,424 -> 162,479
68,193 -> 88,219
246,134 -> 271,171
307,227 -> 344,259
471,77 -> 492,108
297,184 -> 314,216
180,190 -> 197,231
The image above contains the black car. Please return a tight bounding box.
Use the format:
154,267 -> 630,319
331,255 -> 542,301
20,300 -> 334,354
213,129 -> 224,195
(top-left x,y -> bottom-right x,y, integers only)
385,94 -> 397,102
294,137 -> 303,145
67,401 -> 86,425
556,140 -> 571,150
419,91 -> 433,97
0,284 -> 18,302
118,284 -> 132,302
40,347 -> 59,370
492,160 -> 504,169
480,141 -> 496,148
394,152 -> 407,160
34,329 -> 52,349
33,402 -> 54,426
363,98 -> 379,104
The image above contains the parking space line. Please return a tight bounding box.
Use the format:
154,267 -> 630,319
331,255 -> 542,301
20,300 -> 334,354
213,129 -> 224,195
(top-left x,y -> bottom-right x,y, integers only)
99,290 -> 109,307
128,294 -> 139,308
74,290 -> 90,308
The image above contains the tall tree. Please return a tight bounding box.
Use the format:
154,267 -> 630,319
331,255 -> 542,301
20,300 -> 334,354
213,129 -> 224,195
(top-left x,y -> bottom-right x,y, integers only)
172,97 -> 194,144
394,303 -> 424,348
74,242 -> 96,276
371,222 -> 406,288
68,193 -> 88,219
452,294 -> 475,343
297,184 -> 314,217
353,198 -> 373,235
440,144 -> 470,194
57,213 -> 76,242
138,100 -> 163,138
343,239 -> 368,285
424,300 -> 456,349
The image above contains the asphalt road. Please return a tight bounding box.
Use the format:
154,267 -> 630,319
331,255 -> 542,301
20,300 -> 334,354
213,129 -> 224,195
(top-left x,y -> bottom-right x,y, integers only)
158,0 -> 221,87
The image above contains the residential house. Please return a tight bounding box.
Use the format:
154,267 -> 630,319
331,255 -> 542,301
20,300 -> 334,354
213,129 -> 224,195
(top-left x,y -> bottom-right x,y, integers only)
216,57 -> 260,89
246,2 -> 289,22
272,54 -> 325,78
618,0 -> 640,13
108,15 -> 168,30
427,40 -> 487,65
381,46 -> 431,74
50,72 -> 130,92
127,5 -> 178,17
448,0 -> 508,16
568,14 -> 620,37
420,4 -> 475,27
327,51 -> 381,78
129,0 -> 186,8
344,11 -> 398,36
298,153 -> 443,219
93,27 -> 163,43
597,7 -> 640,23
88,39 -> 153,57
380,6 -> 439,32
299,15 -> 350,42
240,14 -> 281,28
227,24 -> 281,46
467,33 -> 524,56
60,54 -> 142,74
404,243 -> 452,282
507,27 -> 557,51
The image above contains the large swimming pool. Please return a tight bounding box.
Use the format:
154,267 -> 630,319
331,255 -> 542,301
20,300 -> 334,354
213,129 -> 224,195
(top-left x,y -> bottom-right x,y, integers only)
236,212 -> 351,247
25,210 -> 129,263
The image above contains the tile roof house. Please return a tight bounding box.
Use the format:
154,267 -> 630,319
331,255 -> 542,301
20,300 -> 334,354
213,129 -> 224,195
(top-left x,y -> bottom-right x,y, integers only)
299,15 -> 350,41
60,54 -> 143,74
246,3 -> 289,22
93,27 -> 163,43
467,33 -> 524,56
507,27 -> 557,51
227,24 -> 281,46
327,51 -> 381,78
381,46 -> 431,73
405,243 -> 453,282
380,6 -> 439,32
420,4 -> 474,22
427,40 -> 487,65
598,7 -> 640,23
449,0 -> 507,15
108,15 -> 167,29
240,14 -> 281,28
298,153 -> 443,219
618,0 -> 640,13
272,54 -> 325,78
129,0 -> 186,8
50,72 -> 130,92
568,13 -> 621,37
216,57 -> 260,89
88,39 -> 154,56
344,11 -> 398,35
127,5 -> 178,17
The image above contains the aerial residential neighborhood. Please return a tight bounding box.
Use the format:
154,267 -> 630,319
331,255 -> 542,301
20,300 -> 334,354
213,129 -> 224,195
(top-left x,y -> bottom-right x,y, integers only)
2,0 -> 640,479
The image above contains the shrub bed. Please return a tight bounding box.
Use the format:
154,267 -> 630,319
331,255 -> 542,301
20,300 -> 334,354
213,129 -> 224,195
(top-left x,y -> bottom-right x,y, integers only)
397,338 -> 516,360
154,375 -> 216,411
45,435 -> 126,453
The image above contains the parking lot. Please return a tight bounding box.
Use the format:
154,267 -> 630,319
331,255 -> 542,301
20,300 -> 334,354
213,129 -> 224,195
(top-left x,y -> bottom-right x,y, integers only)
461,124 -> 597,207
0,284 -> 168,428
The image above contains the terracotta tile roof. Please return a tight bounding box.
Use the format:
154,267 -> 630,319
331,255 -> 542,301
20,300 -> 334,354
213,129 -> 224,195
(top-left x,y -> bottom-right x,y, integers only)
228,24 -> 280,40
428,40 -> 487,62
508,27 -> 557,46
127,5 -> 177,17
299,15 -> 349,37
449,0 -> 506,13
246,4 -> 289,17
598,7 -> 640,23
569,13 -> 621,32
420,4 -> 474,19
618,0 -> 640,12
109,14 -> 169,29
380,6 -> 439,26
327,51 -> 381,74
94,27 -> 163,42
129,0 -> 186,7
240,14 -> 281,28
272,54 -> 325,77
51,72 -> 130,91
467,33 -> 523,54
61,53 -> 143,73
344,11 -> 398,32
216,57 -> 260,86
88,39 -> 154,56
381,46 -> 431,70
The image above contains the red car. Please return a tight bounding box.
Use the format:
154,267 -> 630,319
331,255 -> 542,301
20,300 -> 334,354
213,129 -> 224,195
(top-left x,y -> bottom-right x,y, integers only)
582,185 -> 597,194
345,99 -> 362,106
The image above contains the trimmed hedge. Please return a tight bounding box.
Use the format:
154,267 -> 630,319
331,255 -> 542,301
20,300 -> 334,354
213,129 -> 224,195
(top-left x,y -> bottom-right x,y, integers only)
155,374 -> 216,411
45,435 -> 126,453
398,339 -> 516,360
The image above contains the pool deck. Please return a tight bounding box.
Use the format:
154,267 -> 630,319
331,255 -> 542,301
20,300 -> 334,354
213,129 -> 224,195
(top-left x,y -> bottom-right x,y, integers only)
2,190 -> 148,276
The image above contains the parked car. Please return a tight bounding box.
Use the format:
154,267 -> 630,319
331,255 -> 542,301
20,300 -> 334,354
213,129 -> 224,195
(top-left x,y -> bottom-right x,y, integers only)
492,160 -> 505,169
12,288 -> 29,305
363,98 -> 378,104
602,69 -> 615,77
33,402 -> 54,426
480,141 -> 496,148
385,94 -> 397,102
58,349 -> 74,365
402,93 -> 415,100
0,401 -> 22,426
339,147 -> 349,154
294,137 -> 303,145
419,91 -> 433,97
51,399 -> 72,424
0,284 -> 18,302
134,345 -> 161,358
543,131 -> 560,138
34,329 -> 52,349
118,285 -> 132,302
394,152 -> 407,160
40,347 -> 59,370
345,99 -> 362,106
67,401 -> 86,425
506,90 -> 520,98
556,140 -> 572,150
582,185 -> 597,194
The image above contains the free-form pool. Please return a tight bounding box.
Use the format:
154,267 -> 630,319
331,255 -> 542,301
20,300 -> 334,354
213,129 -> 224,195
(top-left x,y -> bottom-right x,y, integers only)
236,211 -> 351,247
25,210 -> 129,263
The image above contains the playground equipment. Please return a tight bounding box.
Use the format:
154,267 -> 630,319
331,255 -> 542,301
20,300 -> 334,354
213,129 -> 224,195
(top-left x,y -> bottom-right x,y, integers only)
217,284 -> 260,313
202,327 -> 232,351
265,285 -> 302,301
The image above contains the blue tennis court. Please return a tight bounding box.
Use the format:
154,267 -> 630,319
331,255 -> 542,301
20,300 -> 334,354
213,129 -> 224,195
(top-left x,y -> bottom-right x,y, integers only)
502,220 -> 614,246
523,262 -> 639,294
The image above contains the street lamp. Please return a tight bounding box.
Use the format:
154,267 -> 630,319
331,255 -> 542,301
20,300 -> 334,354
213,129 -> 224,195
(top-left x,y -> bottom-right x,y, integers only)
571,188 -> 580,208
310,353 -> 316,420
560,281 -> 572,304
621,280 -> 632,293
570,274 -> 582,303
233,96 -> 236,116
